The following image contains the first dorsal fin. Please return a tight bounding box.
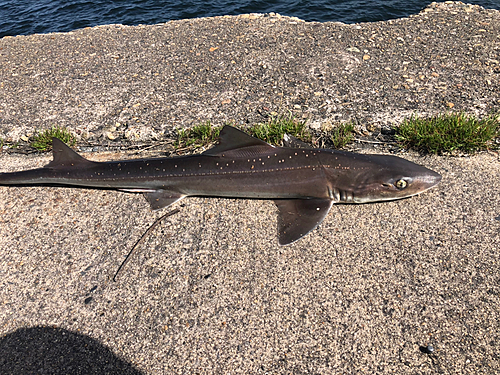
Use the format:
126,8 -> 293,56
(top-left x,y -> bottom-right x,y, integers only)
203,126 -> 274,156
46,138 -> 95,169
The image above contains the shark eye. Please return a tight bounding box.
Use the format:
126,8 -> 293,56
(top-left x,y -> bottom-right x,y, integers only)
395,179 -> 407,189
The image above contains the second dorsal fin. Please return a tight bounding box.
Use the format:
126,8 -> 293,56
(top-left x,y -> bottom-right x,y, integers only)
203,126 -> 274,156
46,138 -> 95,169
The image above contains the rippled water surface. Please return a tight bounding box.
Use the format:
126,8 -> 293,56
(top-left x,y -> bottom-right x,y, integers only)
1,0 -> 499,38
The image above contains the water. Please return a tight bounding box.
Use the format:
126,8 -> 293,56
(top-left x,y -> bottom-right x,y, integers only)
1,0 -> 499,38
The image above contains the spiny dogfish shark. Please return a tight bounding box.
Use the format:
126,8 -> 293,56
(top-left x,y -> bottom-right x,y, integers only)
0,126 -> 441,244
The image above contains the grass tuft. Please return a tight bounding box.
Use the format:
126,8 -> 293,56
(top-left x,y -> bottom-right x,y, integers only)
395,112 -> 499,154
176,121 -> 221,149
248,114 -> 311,146
31,126 -> 76,152
329,122 -> 355,149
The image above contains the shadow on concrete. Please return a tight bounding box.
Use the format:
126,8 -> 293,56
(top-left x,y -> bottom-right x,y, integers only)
0,326 -> 143,375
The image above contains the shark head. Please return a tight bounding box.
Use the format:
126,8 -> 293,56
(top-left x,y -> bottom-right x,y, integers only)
321,152 -> 442,204
348,154 -> 442,203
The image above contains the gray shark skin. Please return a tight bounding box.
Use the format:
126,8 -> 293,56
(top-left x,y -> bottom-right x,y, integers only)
0,126 -> 441,245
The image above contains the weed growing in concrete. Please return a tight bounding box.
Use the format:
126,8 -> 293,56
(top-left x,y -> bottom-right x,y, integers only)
249,114 -> 311,146
31,126 -> 76,152
329,122 -> 355,149
175,115 -> 312,151
176,121 -> 221,149
395,112 -> 499,154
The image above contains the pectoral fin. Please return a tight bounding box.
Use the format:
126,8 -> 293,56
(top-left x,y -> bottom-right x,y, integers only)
143,190 -> 185,210
274,198 -> 333,245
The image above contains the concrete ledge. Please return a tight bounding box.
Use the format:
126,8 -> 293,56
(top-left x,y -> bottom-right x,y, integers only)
1,2 -> 499,143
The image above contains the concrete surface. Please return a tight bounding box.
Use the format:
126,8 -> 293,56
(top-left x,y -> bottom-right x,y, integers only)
0,2 -> 499,374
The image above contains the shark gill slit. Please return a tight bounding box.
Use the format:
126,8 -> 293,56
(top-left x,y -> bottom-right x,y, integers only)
328,187 -> 353,203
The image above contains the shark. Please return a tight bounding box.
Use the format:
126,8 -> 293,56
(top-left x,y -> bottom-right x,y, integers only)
0,126 -> 441,245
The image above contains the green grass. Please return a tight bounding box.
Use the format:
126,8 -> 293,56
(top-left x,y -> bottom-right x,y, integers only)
329,122 -> 355,149
248,114 -> 311,146
176,121 -> 221,149
395,112 -> 499,154
172,112 -> 500,155
176,115 -> 312,151
7,142 -> 19,150
22,112 -> 498,156
31,126 -> 76,152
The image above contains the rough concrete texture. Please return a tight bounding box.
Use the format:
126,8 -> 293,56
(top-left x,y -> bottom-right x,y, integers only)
0,2 -> 499,374
1,1 -> 499,143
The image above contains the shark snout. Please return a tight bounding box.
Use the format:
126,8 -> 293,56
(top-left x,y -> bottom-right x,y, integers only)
418,170 -> 442,188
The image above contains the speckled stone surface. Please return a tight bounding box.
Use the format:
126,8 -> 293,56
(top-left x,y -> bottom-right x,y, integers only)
0,2 -> 499,374
1,2 -> 499,144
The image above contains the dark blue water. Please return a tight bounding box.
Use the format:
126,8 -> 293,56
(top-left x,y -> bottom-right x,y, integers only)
1,0 -> 499,38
